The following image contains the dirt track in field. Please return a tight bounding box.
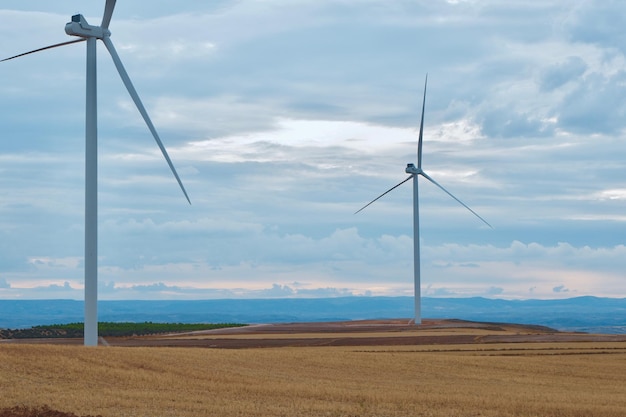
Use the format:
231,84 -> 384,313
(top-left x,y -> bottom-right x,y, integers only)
4,319 -> 625,348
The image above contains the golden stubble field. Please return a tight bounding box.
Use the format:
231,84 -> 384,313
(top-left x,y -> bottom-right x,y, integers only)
1,320 -> 625,417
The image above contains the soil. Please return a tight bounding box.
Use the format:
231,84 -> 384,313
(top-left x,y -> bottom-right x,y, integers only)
0,406 -> 101,417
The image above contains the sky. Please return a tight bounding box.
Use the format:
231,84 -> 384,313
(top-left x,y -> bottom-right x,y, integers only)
0,0 -> 624,301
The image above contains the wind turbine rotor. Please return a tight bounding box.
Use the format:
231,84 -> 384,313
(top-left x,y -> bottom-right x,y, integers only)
1,1 -> 190,346
355,74 -> 490,325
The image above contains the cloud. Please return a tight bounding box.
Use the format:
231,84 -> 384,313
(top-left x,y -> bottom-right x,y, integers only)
539,56 -> 587,91
44,281 -> 74,291
0,1 -> 625,302
92,281 -> 362,300
563,0 -> 626,53
486,286 -> 504,296
480,108 -> 550,139
4,232 -> 624,301
553,285 -> 569,293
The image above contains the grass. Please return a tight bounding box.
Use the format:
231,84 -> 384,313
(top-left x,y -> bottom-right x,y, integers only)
1,342 -> 625,416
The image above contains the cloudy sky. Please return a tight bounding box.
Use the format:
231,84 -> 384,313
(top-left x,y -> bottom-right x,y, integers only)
0,0 -> 624,301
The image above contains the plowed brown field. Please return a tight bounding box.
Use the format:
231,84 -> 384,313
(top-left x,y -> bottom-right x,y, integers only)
3,319 -> 625,348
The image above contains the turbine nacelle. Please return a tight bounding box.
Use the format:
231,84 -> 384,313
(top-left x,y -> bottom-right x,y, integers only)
65,14 -> 110,39
405,163 -> 421,175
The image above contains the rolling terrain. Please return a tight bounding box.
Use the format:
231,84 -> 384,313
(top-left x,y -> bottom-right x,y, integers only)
2,296 -> 625,333
1,319 -> 626,416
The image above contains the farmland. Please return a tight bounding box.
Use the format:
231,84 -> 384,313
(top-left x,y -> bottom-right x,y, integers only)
1,320 -> 625,417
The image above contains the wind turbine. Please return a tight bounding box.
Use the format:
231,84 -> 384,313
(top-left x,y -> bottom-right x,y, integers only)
1,1 -> 190,346
355,75 -> 491,325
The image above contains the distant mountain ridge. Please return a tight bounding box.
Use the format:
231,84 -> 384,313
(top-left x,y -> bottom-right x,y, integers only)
0,296 -> 624,334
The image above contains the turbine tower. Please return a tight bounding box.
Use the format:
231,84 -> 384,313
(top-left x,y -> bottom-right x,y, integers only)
2,1 -> 190,345
355,75 -> 491,324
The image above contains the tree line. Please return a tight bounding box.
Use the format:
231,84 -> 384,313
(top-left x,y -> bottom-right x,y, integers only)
0,322 -> 246,339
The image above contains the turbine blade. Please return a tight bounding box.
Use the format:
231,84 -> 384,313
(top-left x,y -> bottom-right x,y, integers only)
355,176 -> 413,214
102,37 -> 191,204
101,0 -> 117,29
1,39 -> 85,62
420,171 -> 492,228
417,74 -> 428,169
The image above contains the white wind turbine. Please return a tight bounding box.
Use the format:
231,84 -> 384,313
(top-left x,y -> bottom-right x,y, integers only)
355,75 -> 491,324
1,1 -> 190,346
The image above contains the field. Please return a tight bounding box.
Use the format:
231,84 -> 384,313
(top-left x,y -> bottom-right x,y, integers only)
1,319 -> 625,417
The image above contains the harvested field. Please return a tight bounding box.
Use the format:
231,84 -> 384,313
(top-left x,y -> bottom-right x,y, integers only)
1,319 -> 625,417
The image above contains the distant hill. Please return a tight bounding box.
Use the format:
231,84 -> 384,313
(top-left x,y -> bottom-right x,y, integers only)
0,296 -> 624,334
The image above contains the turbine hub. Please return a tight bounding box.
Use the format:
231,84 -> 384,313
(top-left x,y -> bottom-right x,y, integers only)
65,14 -> 110,39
